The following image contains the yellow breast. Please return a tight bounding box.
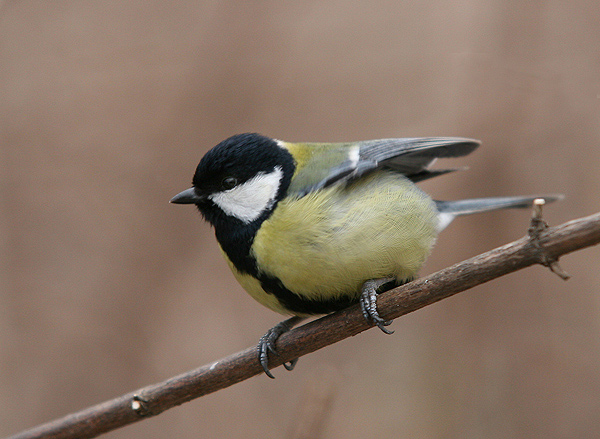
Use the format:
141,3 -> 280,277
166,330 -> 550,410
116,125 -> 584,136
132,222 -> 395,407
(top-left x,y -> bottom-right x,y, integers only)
233,171 -> 438,315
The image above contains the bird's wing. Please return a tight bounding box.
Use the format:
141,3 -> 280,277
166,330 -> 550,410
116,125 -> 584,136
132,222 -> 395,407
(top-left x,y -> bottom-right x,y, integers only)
281,137 -> 480,197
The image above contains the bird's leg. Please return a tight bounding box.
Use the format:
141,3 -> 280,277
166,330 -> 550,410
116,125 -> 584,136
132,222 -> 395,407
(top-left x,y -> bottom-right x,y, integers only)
360,277 -> 397,334
258,315 -> 305,379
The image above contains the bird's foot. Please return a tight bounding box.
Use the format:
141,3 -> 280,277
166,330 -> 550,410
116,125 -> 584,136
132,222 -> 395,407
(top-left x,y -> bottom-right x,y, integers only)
360,277 -> 397,334
258,316 -> 304,379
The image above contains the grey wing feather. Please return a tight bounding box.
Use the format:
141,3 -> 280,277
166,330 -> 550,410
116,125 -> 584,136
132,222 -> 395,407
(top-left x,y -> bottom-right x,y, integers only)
290,137 -> 480,197
358,137 -> 480,178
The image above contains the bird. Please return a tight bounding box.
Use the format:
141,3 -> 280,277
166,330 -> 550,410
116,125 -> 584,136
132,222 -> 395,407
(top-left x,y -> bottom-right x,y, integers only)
171,132 -> 560,378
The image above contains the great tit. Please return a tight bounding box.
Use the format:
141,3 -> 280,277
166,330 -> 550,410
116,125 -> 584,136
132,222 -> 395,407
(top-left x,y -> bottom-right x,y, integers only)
171,133 -> 559,378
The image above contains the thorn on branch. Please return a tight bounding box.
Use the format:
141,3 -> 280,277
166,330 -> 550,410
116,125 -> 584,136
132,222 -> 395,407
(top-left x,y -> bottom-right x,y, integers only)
131,394 -> 151,417
528,198 -> 570,280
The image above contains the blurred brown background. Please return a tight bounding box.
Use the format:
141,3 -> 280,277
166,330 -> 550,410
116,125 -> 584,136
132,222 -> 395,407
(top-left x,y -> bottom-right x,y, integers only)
1,1 -> 599,438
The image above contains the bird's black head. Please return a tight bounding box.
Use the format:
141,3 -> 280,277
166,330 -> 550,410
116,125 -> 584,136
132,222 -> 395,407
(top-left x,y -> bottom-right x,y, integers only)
171,133 -> 296,230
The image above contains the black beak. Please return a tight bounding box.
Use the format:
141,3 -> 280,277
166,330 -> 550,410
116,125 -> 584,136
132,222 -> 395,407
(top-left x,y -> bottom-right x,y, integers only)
170,188 -> 204,204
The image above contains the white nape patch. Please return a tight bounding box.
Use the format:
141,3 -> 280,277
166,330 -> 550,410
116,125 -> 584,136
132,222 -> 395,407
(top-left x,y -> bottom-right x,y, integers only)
209,166 -> 283,223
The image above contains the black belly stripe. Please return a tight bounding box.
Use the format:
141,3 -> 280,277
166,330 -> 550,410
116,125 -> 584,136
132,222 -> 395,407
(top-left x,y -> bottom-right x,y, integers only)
258,274 -> 409,315
258,274 -> 358,315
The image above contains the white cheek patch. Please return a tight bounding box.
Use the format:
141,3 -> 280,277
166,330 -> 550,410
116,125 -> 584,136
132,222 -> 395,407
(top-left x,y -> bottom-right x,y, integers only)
209,166 -> 283,223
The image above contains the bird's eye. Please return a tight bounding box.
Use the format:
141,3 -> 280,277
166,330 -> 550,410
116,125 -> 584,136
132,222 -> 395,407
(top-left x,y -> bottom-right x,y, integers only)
221,177 -> 238,190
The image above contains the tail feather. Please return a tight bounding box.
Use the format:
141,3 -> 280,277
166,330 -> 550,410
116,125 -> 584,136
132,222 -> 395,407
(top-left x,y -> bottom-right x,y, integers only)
435,194 -> 563,231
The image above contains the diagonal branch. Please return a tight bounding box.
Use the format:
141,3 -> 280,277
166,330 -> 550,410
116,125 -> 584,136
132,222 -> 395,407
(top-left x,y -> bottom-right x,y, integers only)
7,211 -> 600,439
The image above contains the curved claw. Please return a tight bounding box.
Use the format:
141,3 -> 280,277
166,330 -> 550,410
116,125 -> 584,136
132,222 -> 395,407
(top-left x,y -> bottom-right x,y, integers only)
360,278 -> 396,334
258,331 -> 279,379
283,358 -> 299,371
257,316 -> 304,378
